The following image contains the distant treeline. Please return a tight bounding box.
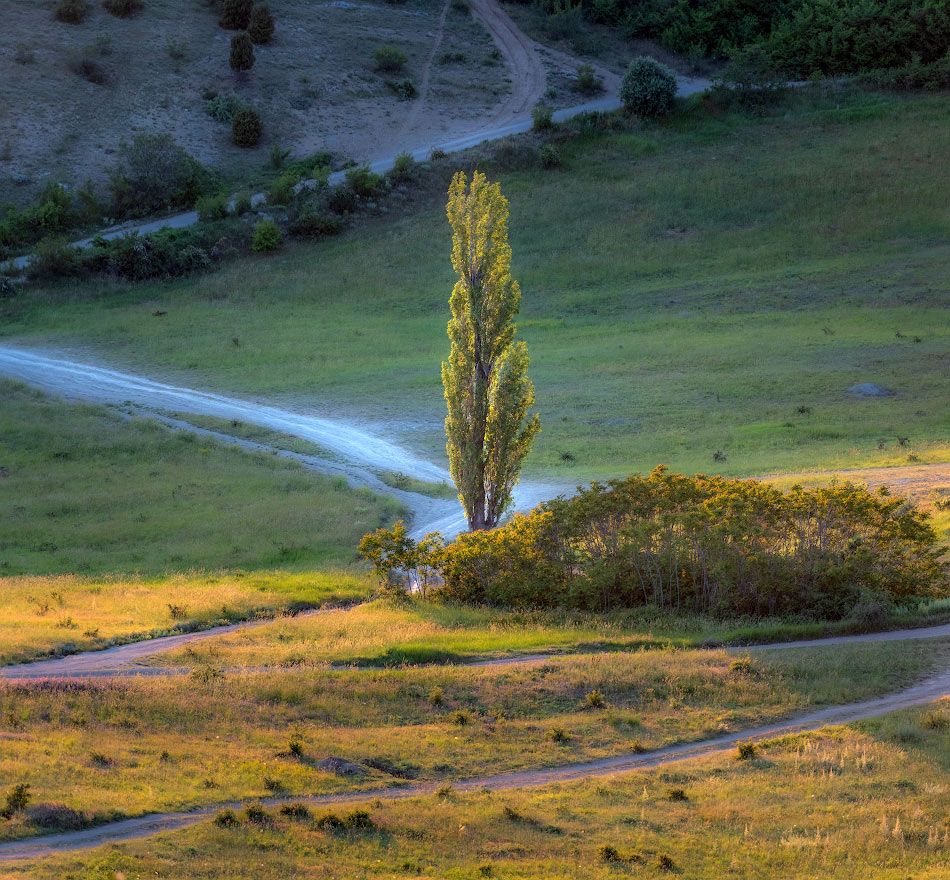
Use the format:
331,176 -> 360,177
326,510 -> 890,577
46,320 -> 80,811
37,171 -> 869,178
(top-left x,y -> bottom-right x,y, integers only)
524,0 -> 950,79
364,467 -> 946,619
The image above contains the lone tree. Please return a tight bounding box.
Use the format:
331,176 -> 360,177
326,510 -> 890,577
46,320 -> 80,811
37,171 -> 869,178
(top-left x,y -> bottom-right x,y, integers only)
229,32 -> 255,73
442,171 -> 540,531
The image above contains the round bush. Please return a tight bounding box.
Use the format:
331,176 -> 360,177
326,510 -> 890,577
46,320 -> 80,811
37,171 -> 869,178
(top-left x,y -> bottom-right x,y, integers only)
54,0 -> 90,23
251,219 -> 282,253
219,0 -> 252,29
231,107 -> 262,147
102,0 -> 143,18
619,56 -> 677,117
248,4 -> 274,44
229,32 -> 255,72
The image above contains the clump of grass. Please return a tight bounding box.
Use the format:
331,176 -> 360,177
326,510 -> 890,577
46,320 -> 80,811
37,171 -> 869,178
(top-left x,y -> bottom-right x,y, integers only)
214,809 -> 240,828
55,0 -> 91,23
657,853 -> 677,871
599,844 -> 622,863
582,689 -> 605,709
245,804 -> 271,824
318,809 -> 375,833
102,0 -> 143,17
89,751 -> 114,768
549,726 -> 569,743
668,788 -> 688,802
288,739 -> 304,758
922,711 -> 948,730
737,741 -> 757,760
428,686 -> 444,707
279,803 -> 311,820
374,45 -> 407,73
532,102 -> 554,131
451,710 -> 470,726
730,655 -> 758,676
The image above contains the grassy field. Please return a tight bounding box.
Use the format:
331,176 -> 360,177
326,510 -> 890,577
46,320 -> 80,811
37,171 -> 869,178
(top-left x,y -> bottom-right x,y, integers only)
3,89 -> 947,482
141,598 -> 950,671
0,570 -> 374,666
0,637 -> 947,843
6,700 -> 948,877
0,380 -> 402,577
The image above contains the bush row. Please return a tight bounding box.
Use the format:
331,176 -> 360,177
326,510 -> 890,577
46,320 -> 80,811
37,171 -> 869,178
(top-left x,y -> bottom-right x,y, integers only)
362,467 -> 946,619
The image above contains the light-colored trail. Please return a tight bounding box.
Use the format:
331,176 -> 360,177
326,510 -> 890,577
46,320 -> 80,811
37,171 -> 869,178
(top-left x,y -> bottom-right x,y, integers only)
0,662 -> 946,862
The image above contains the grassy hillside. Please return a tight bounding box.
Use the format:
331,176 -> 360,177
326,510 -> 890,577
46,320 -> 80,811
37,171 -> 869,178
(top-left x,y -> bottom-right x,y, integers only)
0,381 -> 401,576
3,89 -> 948,481
16,703 -> 948,879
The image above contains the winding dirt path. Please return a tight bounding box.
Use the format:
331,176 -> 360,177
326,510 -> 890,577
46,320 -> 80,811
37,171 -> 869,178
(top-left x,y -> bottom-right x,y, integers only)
0,662 -> 945,862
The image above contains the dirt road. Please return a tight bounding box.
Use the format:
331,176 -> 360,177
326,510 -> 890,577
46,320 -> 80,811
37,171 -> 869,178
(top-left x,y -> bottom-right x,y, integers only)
0,660 -> 945,862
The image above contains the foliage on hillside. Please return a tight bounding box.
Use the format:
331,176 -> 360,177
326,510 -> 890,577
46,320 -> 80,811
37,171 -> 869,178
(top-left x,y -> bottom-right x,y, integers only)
366,468 -> 946,617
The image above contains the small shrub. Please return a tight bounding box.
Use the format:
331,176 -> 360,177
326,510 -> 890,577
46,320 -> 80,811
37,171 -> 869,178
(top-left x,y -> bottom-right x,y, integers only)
532,102 -> 554,130
280,803 -> 311,819
245,804 -> 271,823
736,741 -> 757,760
574,63 -> 603,95
549,726 -> 569,743
214,809 -> 240,827
166,602 -> 189,619
268,171 -> 301,205
248,4 -> 274,44
229,32 -> 255,72
288,739 -> 304,758
0,784 -> 31,819
848,594 -> 894,631
0,277 -> 16,299
729,655 -> 757,676
270,142 -> 290,169
540,143 -> 560,169
69,52 -> 109,85
55,0 -> 90,23
428,686 -> 444,707
345,165 -> 385,199
206,93 -> 245,123
327,185 -> 357,214
452,710 -> 470,726
318,809 -> 375,832
196,194 -> 228,222
435,784 -> 454,798
102,0 -> 142,17
27,238 -> 85,281
657,854 -> 677,872
922,711 -> 948,730
288,210 -> 343,238
89,751 -> 113,768
374,45 -> 407,73
389,151 -> 416,184
27,803 -> 86,831
387,79 -> 417,100
599,845 -> 622,863
438,50 -> 466,64
668,788 -> 688,802
251,219 -> 282,253
109,133 -> 208,217
219,0 -> 252,29
429,148 -> 447,160
619,56 -> 677,117
166,38 -> 186,60
232,107 -> 263,146
582,689 -> 605,709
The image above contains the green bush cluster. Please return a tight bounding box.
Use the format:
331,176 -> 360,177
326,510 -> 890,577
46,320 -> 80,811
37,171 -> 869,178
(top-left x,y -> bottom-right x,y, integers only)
28,227 -> 218,283
248,3 -> 274,43
557,0 -> 949,80
365,467 -> 945,618
251,219 -> 282,252
229,31 -> 255,72
374,45 -> 407,73
108,134 -> 210,217
219,0 -> 252,29
205,92 -> 246,123
0,182 -> 99,258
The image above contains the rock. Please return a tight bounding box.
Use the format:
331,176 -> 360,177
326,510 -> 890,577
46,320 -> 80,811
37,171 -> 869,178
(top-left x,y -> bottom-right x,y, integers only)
315,757 -> 366,778
846,383 -> 895,398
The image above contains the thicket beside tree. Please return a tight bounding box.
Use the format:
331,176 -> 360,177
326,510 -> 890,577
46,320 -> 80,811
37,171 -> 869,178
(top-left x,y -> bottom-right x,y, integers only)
442,171 -> 540,531
229,32 -> 255,73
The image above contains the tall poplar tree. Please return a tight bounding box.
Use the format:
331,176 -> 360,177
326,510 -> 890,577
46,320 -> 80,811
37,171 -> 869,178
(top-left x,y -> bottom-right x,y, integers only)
442,171 -> 540,531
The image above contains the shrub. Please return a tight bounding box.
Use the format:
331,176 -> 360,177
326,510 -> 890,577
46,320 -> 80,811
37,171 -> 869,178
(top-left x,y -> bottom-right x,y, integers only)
318,809 -> 375,832
0,277 -> 16,299
668,788 -> 688,802
99,230 -> 213,281
280,803 -> 312,819
736,741 -> 757,760
599,845 -> 622,863
431,467 -> 944,617
549,726 -> 569,742
268,170 -> 301,205
847,593 -> 894,631
219,0 -> 252,29
574,63 -> 603,95
540,143 -> 561,169
248,4 -> 274,43
251,219 -> 282,253
582,689 -> 605,709
428,686 -> 444,707
389,151 -> 416,184
26,803 -> 87,831
229,32 -> 255,72
102,0 -> 142,17
244,804 -> 271,824
387,79 -> 417,100
620,56 -> 677,117
214,809 -> 240,827
532,102 -> 554,130
374,45 -> 407,73
288,210 -> 343,237
109,133 -> 208,216
232,107 -> 263,146
69,51 -> 109,85
327,185 -> 357,214
55,0 -> 90,23
0,784 -> 30,819
206,93 -> 246,122
196,194 -> 228,221
714,44 -> 787,114
344,165 -> 385,199
27,238 -> 85,281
